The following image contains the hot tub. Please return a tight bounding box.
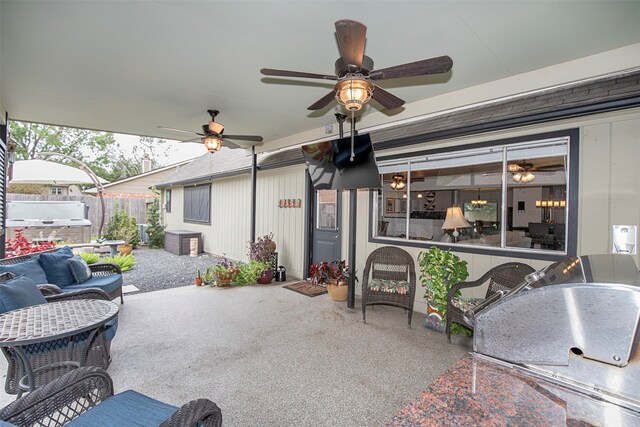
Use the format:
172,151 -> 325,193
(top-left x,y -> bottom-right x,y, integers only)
6,201 -> 92,243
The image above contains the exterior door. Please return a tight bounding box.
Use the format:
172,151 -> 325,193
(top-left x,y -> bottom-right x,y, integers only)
312,190 -> 341,263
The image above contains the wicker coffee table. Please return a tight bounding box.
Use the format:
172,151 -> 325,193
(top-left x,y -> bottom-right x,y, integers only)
0,299 -> 119,397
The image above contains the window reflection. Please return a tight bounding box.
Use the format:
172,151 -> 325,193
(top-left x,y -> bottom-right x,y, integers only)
373,139 -> 569,254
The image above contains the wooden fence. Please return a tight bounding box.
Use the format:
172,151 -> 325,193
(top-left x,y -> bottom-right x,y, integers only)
7,193 -> 151,237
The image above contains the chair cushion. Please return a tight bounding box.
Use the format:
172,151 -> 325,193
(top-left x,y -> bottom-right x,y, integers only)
368,278 -> 410,295
64,274 -> 122,297
68,256 -> 92,284
66,390 -> 178,427
0,276 -> 47,314
0,257 -> 48,285
38,247 -> 76,287
451,296 -> 483,312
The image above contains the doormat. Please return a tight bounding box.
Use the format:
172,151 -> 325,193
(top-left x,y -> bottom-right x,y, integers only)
283,281 -> 327,297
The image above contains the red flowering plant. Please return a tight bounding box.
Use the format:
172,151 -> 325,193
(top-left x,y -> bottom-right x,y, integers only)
309,260 -> 357,286
5,230 -> 57,258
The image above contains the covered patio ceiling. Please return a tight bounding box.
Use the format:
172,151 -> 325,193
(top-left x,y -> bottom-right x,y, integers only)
1,1 -> 640,153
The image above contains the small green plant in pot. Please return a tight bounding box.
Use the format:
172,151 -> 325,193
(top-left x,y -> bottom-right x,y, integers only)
417,247 -> 470,335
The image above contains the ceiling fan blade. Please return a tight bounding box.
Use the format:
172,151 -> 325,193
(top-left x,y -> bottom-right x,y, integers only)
369,55 -> 453,80
307,91 -> 337,110
158,126 -> 204,136
371,86 -> 405,110
179,137 -> 202,144
335,19 -> 366,69
260,68 -> 337,80
534,165 -> 565,172
222,134 -> 264,142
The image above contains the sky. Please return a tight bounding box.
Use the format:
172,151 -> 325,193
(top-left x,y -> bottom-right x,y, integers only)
114,133 -> 206,166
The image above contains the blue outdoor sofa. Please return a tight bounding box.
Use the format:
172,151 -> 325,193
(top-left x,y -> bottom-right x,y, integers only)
0,246 -> 123,303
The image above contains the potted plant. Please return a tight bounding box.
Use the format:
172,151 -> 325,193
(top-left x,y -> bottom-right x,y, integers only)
417,247 -> 469,333
309,260 -> 356,302
208,256 -> 239,287
234,260 -> 269,285
195,269 -> 203,286
113,225 -> 137,255
248,233 -> 277,283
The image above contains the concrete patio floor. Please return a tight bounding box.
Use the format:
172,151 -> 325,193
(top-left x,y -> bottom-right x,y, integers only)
1,284 -> 471,425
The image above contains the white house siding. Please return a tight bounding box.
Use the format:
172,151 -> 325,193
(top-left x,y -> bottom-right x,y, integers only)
255,165 -> 307,280
210,175 -> 252,261
346,108 -> 640,315
162,176 -> 251,261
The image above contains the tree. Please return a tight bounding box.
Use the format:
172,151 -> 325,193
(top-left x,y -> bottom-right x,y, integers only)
9,121 -> 170,183
146,187 -> 165,248
9,121 -> 115,164
97,137 -> 169,182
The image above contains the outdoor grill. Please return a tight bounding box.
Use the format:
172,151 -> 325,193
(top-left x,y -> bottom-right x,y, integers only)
7,201 -> 92,243
470,254 -> 640,414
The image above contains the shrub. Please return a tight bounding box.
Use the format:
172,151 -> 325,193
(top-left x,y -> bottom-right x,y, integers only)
5,230 -> 56,258
104,203 -> 139,248
75,252 -> 100,264
102,253 -> 136,272
146,187 -> 165,248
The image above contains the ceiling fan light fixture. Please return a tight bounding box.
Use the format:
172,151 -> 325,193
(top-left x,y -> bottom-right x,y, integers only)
507,163 -> 520,173
389,174 -> 406,190
208,122 -> 224,134
335,78 -> 373,111
203,136 -> 223,153
521,172 -> 536,183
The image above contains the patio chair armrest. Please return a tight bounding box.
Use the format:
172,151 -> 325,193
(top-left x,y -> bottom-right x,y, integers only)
160,399 -> 222,427
38,284 -> 63,296
90,262 -> 122,275
0,367 -> 113,427
45,288 -> 111,302
447,276 -> 485,301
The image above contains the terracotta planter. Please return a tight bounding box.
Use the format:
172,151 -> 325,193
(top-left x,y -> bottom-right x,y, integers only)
257,270 -> 274,284
194,278 -> 203,286
117,244 -> 132,255
326,278 -> 348,302
215,269 -> 238,287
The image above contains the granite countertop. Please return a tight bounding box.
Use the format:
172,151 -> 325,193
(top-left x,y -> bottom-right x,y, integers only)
388,354 -> 640,427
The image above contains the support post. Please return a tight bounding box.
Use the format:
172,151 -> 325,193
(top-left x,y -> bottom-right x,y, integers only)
250,146 -> 257,242
347,112 -> 357,309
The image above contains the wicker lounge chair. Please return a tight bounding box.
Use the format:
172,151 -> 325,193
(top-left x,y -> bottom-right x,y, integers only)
446,262 -> 535,342
0,272 -> 116,395
362,246 -> 416,327
0,367 -> 222,427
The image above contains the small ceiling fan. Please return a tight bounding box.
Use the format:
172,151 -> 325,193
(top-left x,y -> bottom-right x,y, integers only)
260,19 -> 453,112
158,110 -> 263,154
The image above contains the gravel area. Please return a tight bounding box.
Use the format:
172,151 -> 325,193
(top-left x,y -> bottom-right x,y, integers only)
120,248 -> 227,293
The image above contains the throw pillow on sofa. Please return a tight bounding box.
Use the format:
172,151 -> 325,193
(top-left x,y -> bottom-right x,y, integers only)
0,257 -> 48,285
0,275 -> 47,314
68,256 -> 92,284
39,246 -> 76,287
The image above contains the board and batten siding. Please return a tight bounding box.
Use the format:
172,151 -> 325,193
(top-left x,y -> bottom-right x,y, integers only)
255,165 -> 306,280
162,176 -> 252,261
347,108 -> 640,315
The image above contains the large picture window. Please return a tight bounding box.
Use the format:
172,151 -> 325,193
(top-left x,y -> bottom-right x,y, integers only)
184,184 -> 211,224
372,132 -> 576,258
